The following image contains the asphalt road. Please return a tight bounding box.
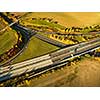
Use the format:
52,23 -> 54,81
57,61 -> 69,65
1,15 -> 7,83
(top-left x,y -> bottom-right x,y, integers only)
0,37 -> 100,82
0,13 -> 100,82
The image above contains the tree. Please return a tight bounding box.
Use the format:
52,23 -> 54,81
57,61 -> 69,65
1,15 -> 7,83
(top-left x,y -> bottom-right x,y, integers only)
68,28 -> 70,32
65,28 -> 68,32
89,26 -> 93,29
32,18 -> 37,20
47,18 -> 53,22
55,35 -> 58,39
6,12 -> 10,16
54,21 -> 58,24
84,26 -> 89,30
42,18 -> 46,20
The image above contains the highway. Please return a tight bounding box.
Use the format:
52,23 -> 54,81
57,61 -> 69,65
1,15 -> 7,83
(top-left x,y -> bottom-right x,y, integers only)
0,12 -> 68,48
0,13 -> 100,82
33,32 -> 69,47
0,37 -> 100,82
0,13 -> 30,66
0,13 -> 69,67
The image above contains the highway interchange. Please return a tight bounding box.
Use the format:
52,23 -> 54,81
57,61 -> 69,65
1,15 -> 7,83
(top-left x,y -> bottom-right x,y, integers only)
0,37 -> 100,82
0,13 -> 100,82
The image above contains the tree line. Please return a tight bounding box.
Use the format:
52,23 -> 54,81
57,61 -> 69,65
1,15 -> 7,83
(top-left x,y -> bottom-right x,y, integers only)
64,25 -> 100,33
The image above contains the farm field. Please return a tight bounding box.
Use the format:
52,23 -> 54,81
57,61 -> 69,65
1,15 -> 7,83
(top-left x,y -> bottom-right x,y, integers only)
20,57 -> 100,87
20,12 -> 100,27
0,18 -> 18,56
0,30 -> 18,55
0,12 -> 100,87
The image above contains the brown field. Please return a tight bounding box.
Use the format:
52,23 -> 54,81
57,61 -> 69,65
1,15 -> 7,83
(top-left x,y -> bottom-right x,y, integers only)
20,58 -> 100,87
20,12 -> 100,27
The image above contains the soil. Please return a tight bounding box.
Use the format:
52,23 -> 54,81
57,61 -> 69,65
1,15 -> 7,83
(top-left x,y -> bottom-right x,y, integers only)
22,58 -> 100,87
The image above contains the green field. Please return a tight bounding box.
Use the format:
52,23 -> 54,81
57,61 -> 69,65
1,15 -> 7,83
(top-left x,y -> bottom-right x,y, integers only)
0,18 -> 18,55
13,36 -> 58,64
0,29 -> 18,55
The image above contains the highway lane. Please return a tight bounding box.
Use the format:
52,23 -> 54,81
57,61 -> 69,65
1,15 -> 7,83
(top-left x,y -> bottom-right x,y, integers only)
0,59 -> 54,82
0,54 -> 51,74
28,61 -> 69,79
50,37 -> 100,58
1,12 -> 99,67
0,38 -> 85,74
1,38 -> 100,72
31,30 -> 68,47
0,12 -> 70,67
0,13 -> 100,82
0,37 -> 100,82
52,41 -> 100,64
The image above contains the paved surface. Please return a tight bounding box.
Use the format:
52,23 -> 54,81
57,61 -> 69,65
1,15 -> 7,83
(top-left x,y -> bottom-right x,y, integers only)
0,37 -> 100,82
33,33 -> 68,47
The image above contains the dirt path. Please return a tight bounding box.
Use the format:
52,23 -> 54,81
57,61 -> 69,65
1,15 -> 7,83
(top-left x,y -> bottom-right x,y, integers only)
21,58 -> 100,87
